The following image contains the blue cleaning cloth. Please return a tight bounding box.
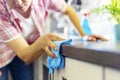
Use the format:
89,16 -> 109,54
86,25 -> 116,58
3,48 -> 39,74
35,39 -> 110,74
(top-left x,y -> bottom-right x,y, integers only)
47,39 -> 72,74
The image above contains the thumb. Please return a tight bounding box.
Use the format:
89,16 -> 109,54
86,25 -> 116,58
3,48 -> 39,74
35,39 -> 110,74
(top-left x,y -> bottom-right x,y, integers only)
53,36 -> 65,41
50,34 -> 65,41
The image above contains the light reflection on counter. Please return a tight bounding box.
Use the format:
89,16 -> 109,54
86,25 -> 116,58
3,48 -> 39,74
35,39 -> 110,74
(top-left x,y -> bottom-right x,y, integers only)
70,40 -> 120,54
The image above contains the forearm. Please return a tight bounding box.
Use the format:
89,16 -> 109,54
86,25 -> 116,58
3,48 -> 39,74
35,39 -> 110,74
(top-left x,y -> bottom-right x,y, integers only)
19,40 -> 43,64
7,36 -> 43,64
63,5 -> 86,37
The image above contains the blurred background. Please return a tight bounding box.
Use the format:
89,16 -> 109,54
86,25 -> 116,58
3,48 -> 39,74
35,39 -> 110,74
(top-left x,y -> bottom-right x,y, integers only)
46,0 -> 114,41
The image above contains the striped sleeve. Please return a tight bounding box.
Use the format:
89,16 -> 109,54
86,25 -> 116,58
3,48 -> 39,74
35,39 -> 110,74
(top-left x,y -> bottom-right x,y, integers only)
0,2 -> 20,42
47,0 -> 67,12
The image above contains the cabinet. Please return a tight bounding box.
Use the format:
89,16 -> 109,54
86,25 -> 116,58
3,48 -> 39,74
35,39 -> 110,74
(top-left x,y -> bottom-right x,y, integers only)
53,58 -> 120,80
41,56 -> 120,80
54,58 -> 103,80
105,67 -> 120,80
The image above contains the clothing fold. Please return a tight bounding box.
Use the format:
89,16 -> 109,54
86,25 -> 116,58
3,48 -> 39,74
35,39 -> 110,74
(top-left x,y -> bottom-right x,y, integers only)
47,39 -> 72,74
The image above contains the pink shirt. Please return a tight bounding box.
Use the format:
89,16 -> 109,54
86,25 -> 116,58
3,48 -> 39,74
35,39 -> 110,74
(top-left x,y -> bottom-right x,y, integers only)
0,0 -> 67,68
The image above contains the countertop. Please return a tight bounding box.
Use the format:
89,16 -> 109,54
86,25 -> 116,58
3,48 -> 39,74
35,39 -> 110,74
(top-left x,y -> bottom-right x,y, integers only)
61,39 -> 120,69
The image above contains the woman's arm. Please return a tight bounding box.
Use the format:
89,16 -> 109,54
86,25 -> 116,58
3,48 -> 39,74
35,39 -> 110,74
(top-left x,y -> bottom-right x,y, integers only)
63,5 -> 85,37
7,33 -> 64,64
63,5 -> 107,41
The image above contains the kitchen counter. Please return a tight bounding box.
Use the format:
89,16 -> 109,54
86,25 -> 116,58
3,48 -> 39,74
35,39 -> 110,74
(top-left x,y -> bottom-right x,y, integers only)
41,40 -> 120,80
62,40 -> 120,69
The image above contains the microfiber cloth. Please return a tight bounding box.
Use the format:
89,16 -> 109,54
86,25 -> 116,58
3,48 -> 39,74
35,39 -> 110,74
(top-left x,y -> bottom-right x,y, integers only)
47,39 -> 72,74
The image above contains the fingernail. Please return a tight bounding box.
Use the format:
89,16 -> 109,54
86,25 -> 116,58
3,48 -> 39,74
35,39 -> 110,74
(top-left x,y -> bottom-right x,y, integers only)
54,55 -> 57,58
55,48 -> 58,50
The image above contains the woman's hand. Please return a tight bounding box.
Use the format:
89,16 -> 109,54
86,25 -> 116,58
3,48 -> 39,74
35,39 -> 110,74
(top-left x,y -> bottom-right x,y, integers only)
39,33 -> 65,58
83,34 -> 108,41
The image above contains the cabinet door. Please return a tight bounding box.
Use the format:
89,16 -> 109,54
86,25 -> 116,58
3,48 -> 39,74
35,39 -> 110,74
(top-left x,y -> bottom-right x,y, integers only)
105,67 -> 120,80
54,58 -> 103,80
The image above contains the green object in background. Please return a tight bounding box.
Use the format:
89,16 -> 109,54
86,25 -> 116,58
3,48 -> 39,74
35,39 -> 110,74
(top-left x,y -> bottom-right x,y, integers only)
92,0 -> 120,24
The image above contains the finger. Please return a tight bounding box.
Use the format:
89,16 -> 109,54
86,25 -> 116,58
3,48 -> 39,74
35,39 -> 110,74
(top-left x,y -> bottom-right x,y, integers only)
87,37 -> 96,41
49,34 -> 65,41
49,41 -> 58,50
89,34 -> 108,41
96,36 -> 108,41
90,34 -> 103,38
99,37 -> 108,41
45,47 -> 57,58
83,35 -> 96,41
